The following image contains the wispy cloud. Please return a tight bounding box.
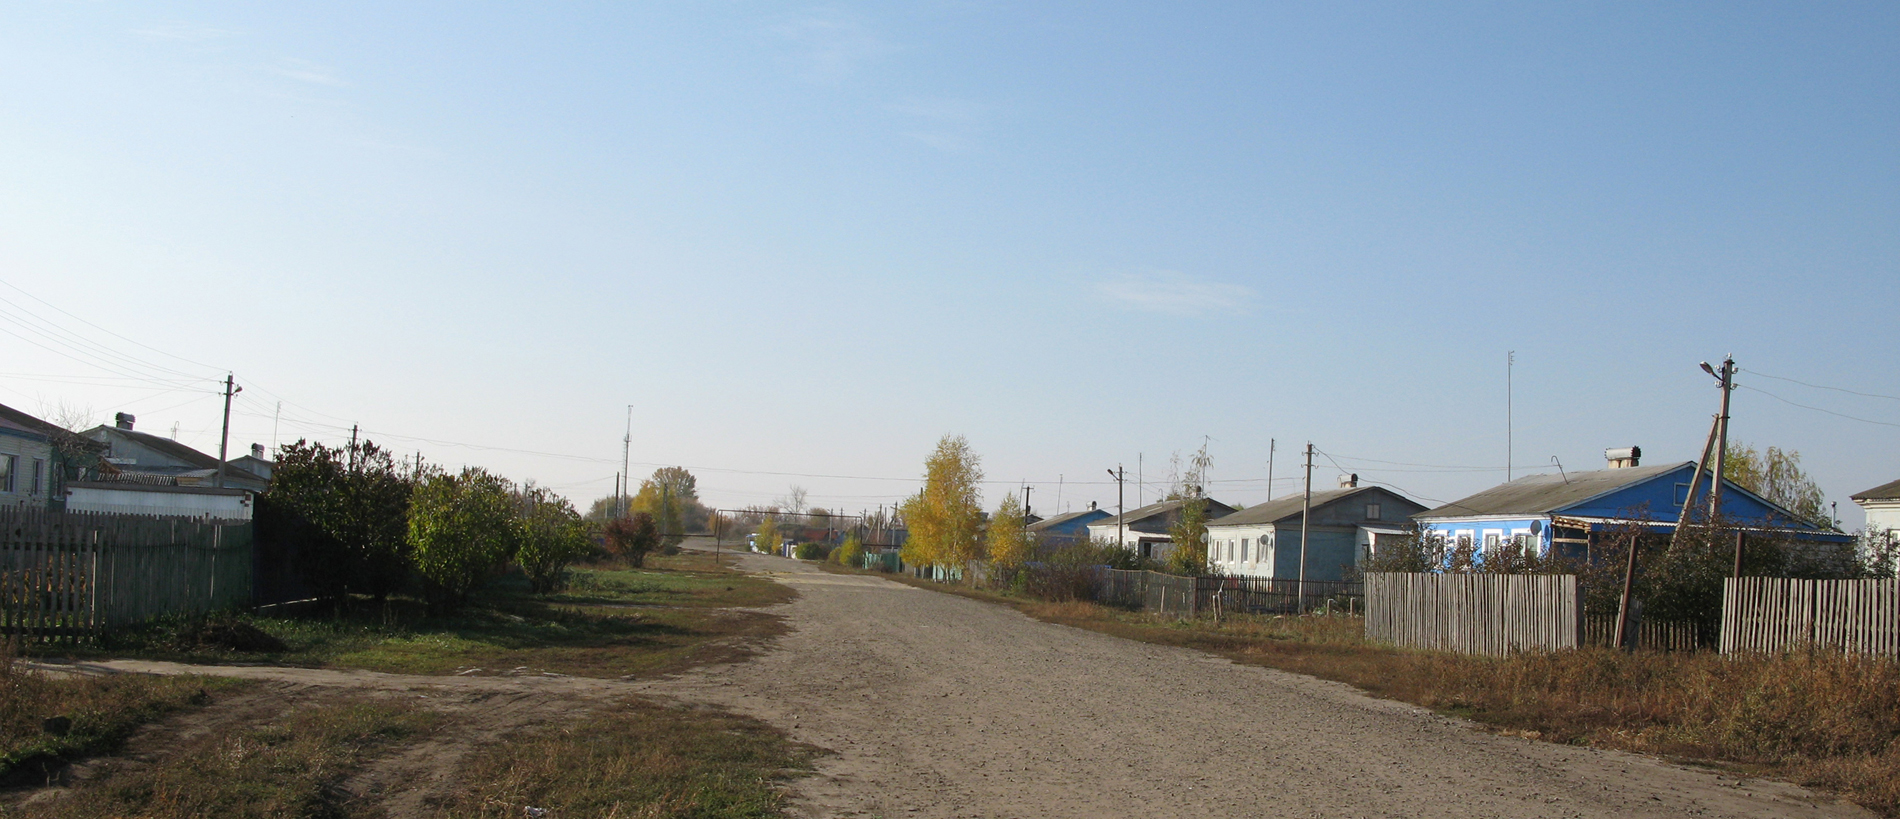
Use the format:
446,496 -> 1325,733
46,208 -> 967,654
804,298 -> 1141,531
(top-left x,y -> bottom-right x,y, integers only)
1096,270 -> 1259,316
889,97 -> 986,153
768,8 -> 895,84
132,22 -> 238,42
269,58 -> 347,87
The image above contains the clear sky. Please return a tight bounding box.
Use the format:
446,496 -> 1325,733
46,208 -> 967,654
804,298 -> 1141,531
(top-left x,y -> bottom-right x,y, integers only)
3,2 -> 1895,527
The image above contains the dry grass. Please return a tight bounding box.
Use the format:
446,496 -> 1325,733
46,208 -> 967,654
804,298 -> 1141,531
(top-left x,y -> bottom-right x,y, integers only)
432,698 -> 814,819
0,643 -> 241,785
28,698 -> 436,818
983,596 -> 1900,815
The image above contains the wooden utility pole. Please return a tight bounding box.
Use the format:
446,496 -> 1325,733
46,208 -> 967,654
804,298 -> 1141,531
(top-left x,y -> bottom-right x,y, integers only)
1615,529 -> 1641,650
622,406 -> 633,519
1107,466 -> 1125,551
215,374 -> 238,489
348,424 -> 359,471
1298,443 -> 1313,613
1677,414 -> 1721,528
1267,438 -> 1275,501
1707,357 -> 1735,518
1022,484 -> 1032,518
1731,530 -> 1748,579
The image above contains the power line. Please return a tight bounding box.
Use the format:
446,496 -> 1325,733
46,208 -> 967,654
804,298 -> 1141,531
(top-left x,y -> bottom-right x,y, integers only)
1743,368 -> 1900,402
1739,384 -> 1900,429
0,277 -> 226,377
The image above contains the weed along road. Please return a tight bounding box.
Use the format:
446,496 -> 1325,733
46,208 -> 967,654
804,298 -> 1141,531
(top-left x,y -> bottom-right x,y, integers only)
648,546 -> 1873,819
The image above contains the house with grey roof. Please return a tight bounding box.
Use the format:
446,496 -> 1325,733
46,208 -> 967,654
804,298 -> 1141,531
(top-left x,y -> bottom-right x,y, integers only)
82,413 -> 269,492
61,413 -> 266,520
1415,447 -> 1849,564
0,403 -> 68,509
1026,504 -> 1111,549
1851,478 -> 1900,566
1205,478 -> 1426,581
1085,497 -> 1236,563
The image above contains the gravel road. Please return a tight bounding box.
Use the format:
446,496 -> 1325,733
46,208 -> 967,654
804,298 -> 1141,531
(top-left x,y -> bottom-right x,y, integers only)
643,548 -> 1873,819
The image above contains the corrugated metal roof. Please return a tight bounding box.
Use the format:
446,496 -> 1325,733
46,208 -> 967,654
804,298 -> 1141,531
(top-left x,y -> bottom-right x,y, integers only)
1415,462 -> 1687,519
84,426 -> 268,485
1851,478 -> 1900,502
1094,498 -> 1235,527
1206,486 -> 1375,527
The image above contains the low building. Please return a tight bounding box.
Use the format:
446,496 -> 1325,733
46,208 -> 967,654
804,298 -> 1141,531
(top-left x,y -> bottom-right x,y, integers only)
1205,478 -> 1426,581
63,482 -> 254,521
1851,479 -> 1900,563
1026,504 -> 1112,549
0,403 -> 61,509
82,413 -> 269,492
1085,497 -> 1236,563
1414,446 -> 1849,563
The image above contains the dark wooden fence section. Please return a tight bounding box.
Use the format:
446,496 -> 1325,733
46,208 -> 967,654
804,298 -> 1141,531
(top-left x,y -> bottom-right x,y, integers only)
1721,577 -> 1900,657
1581,615 -> 1706,651
0,507 -> 253,641
1093,570 -> 1362,618
1365,572 -> 1581,656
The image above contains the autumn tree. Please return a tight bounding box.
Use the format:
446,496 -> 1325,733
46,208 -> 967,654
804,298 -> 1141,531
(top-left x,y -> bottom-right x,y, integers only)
832,532 -> 866,567
899,434 -> 985,573
754,516 -> 781,555
986,492 -> 1036,569
1722,442 -> 1831,527
515,484 -> 593,593
630,466 -> 707,543
605,512 -> 662,568
409,467 -> 520,611
1163,443 -> 1213,576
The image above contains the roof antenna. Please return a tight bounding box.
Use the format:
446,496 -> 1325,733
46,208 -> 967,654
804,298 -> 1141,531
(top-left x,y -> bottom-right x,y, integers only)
1550,455 -> 1568,484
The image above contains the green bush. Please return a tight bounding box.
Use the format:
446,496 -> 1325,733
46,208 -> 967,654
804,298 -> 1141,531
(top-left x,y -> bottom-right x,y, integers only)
793,542 -> 832,561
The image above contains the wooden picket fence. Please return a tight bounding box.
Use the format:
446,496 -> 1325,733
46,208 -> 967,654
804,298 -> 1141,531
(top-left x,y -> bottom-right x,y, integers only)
1091,570 -> 1362,619
0,506 -> 253,642
1721,577 -> 1900,657
1364,572 -> 1581,656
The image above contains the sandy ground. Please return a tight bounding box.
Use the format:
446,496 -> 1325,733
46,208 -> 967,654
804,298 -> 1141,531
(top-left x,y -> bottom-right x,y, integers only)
18,542 -> 1876,818
639,548 -> 1875,819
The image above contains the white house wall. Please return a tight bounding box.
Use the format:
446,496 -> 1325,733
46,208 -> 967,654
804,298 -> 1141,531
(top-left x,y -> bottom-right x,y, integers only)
64,486 -> 252,521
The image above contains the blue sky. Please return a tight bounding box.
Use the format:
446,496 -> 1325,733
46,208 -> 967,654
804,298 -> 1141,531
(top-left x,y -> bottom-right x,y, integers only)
3,2 -> 1895,525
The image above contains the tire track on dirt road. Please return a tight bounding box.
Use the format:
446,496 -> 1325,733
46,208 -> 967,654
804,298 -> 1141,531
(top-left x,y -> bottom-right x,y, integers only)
638,551 -> 1874,819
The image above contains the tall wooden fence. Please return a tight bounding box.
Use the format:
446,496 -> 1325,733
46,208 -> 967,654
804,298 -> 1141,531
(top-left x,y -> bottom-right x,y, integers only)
0,506 -> 253,641
1721,577 -> 1900,657
1365,572 -> 1581,656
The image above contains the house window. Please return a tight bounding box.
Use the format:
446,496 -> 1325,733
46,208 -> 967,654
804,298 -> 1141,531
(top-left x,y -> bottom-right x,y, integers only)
1512,529 -> 1534,555
1484,531 -> 1502,552
0,454 -> 13,493
1240,538 -> 1249,562
1456,531 -> 1473,552
1365,503 -> 1381,521
31,459 -> 43,495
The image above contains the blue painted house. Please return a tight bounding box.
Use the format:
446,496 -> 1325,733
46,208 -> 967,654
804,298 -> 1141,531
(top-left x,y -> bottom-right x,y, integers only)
1026,504 -> 1112,549
1414,451 -> 1848,562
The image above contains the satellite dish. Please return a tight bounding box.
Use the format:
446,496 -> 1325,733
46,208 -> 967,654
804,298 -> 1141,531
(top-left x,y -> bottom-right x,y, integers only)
1530,520 -> 1543,534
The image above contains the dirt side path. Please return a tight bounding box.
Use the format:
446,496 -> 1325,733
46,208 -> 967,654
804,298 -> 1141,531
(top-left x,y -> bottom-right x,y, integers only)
639,552 -> 1874,819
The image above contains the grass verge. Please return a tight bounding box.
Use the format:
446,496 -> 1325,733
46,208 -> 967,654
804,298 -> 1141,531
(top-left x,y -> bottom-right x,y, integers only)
889,574 -> 1900,816
432,698 -> 814,819
71,555 -> 794,679
0,644 -> 242,785
29,698 -> 435,819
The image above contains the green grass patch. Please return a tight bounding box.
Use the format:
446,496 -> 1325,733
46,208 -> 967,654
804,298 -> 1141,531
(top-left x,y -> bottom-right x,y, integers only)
0,649 -> 242,784
433,698 -> 814,818
31,699 -> 435,819
78,555 -> 794,679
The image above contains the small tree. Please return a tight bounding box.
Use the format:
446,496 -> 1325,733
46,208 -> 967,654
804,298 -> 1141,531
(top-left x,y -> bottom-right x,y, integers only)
1163,443 -> 1213,576
409,467 -> 520,611
516,484 -> 593,593
754,516 -> 780,555
986,493 -> 1036,570
605,512 -> 662,567
832,532 -> 866,567
899,434 -> 984,572
263,439 -> 413,607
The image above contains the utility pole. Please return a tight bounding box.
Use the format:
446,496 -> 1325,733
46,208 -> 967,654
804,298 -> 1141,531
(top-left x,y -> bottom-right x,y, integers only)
1707,357 -> 1735,518
1677,414 -> 1722,527
622,405 -> 633,519
1507,351 -> 1515,481
1022,484 -> 1032,518
215,374 -> 239,489
1107,466 -> 1126,551
349,424 -> 359,471
1298,443 -> 1313,613
1137,454 -> 1144,508
1267,438 -> 1275,501
271,401 -> 281,455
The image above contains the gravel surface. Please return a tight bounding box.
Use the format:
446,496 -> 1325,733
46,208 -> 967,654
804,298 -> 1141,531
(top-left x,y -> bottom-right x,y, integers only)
643,549 -> 1874,819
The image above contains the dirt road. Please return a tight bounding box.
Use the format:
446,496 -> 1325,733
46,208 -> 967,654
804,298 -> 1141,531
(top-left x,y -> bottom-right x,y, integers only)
643,549 -> 1872,819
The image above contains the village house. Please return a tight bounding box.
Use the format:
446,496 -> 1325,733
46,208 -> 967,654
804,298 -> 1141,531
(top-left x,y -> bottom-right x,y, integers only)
0,403 -> 67,510
1085,497 -> 1236,563
1026,503 -> 1111,550
1851,478 -> 1900,562
62,412 -> 266,520
1205,477 -> 1426,581
1414,446 -> 1850,562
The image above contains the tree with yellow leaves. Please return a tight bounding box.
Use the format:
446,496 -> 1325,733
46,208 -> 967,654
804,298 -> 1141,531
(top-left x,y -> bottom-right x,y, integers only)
899,434 -> 985,574
987,492 -> 1036,569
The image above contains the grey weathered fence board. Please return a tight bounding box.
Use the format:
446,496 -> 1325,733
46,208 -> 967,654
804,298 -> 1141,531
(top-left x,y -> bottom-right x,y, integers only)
1721,577 -> 1900,657
1364,572 -> 1581,656
0,507 -> 253,641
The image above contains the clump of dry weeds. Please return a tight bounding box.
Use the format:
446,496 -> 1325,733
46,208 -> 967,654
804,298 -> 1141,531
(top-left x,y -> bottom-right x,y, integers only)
434,698 -> 814,818
0,641 -> 234,783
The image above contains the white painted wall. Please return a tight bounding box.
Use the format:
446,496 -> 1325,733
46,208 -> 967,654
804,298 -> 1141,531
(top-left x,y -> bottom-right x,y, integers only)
65,486 -> 252,521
